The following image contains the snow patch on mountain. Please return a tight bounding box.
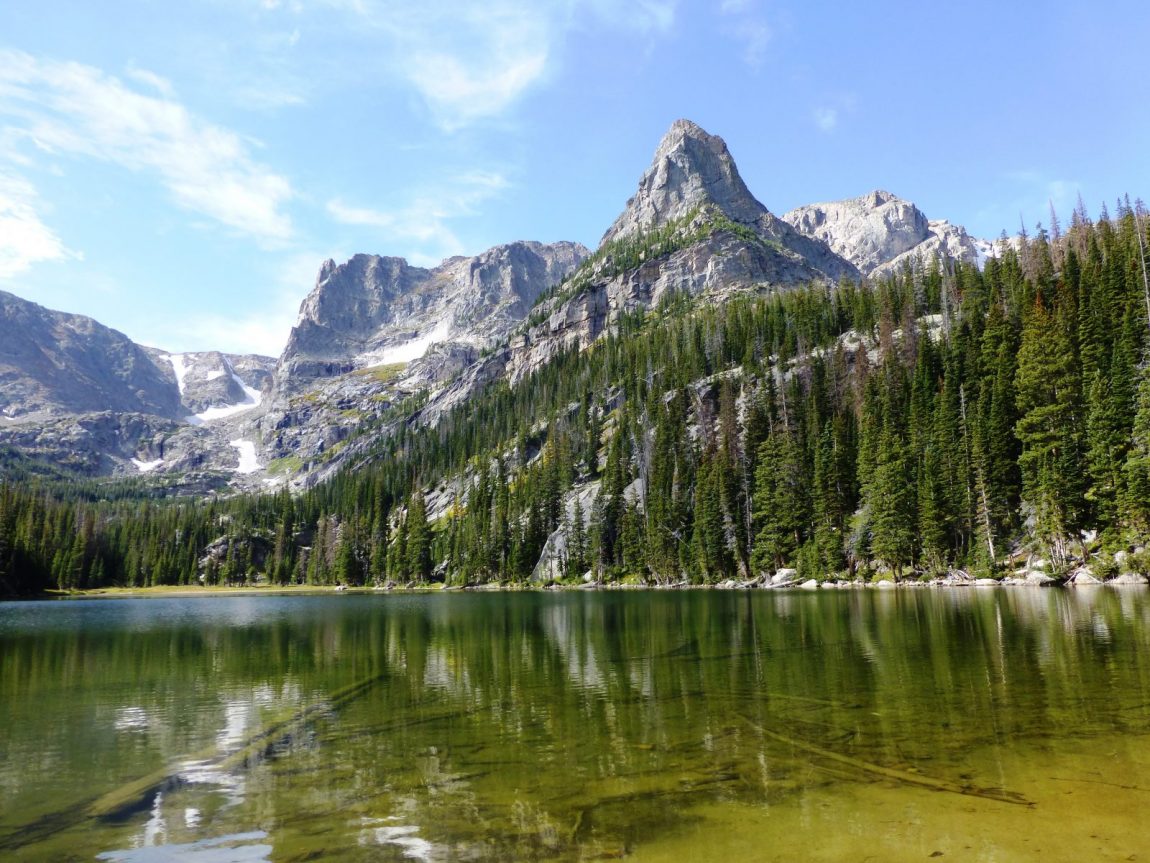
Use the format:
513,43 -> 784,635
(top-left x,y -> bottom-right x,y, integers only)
356,317 -> 452,367
162,354 -> 190,396
205,370 -> 226,381
974,238 -> 995,269
185,359 -> 262,425
131,457 -> 164,473
229,439 -> 260,474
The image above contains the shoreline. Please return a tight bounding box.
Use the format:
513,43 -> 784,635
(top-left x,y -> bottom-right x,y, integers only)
6,574 -> 1148,601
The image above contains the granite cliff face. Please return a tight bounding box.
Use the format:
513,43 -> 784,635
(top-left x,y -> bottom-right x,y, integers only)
274,240 -> 587,397
0,290 -> 182,420
602,119 -> 858,282
157,350 -> 274,418
782,190 -> 991,278
0,290 -> 277,481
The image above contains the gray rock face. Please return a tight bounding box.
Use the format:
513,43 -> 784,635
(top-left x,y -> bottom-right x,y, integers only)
0,290 -> 181,420
274,240 -> 588,397
602,119 -> 764,244
503,121 -> 861,385
0,409 -> 236,486
506,228 -> 829,383
145,349 -> 274,417
0,290 -> 281,482
246,240 -> 588,487
782,190 -> 990,278
0,121 -> 1000,494
602,119 -> 857,283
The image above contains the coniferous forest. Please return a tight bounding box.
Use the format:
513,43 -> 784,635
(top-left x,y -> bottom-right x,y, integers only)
4,200 -> 1150,595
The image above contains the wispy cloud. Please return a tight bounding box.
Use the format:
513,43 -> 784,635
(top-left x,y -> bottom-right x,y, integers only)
811,92 -> 857,134
0,173 -> 79,279
812,106 -> 838,132
318,0 -> 677,129
164,306 -> 298,356
0,50 -> 295,245
124,66 -> 176,98
327,171 -> 510,265
718,0 -> 771,68
583,0 -> 677,33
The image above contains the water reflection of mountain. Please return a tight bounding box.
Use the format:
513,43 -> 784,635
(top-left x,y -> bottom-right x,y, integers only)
2,590 -> 1150,860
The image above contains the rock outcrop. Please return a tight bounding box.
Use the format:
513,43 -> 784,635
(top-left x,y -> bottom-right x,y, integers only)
782,190 -> 991,278
504,120 -> 858,383
0,121 -> 1003,492
0,290 -> 182,420
273,240 -> 588,397
602,119 -> 857,282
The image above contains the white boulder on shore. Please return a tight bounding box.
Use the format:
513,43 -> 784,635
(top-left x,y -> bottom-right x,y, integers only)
1110,572 -> 1149,585
1069,568 -> 1102,586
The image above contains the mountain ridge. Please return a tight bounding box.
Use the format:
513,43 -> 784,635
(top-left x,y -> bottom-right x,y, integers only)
0,119 -> 994,487
782,189 -> 992,277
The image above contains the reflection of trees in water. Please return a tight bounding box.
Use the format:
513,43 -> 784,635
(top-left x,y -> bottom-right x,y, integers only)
3,590 -> 1150,860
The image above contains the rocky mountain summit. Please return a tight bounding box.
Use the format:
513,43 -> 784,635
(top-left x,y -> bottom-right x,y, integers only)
602,119 -> 858,282
0,290 -> 182,421
503,120 -> 859,383
782,190 -> 991,278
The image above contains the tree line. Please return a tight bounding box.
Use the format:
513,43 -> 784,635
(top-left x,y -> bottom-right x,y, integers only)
2,198 -> 1150,594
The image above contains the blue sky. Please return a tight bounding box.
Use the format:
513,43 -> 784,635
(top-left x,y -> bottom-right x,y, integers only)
2,0 -> 1148,356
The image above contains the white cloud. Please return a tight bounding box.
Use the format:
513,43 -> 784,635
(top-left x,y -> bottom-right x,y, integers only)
327,171 -> 509,264
718,0 -> 770,68
124,66 -> 176,98
0,173 -> 78,279
327,0 -> 676,129
156,258 -> 313,355
367,2 -> 556,130
0,50 -> 295,245
813,106 -> 838,132
583,0 -> 676,33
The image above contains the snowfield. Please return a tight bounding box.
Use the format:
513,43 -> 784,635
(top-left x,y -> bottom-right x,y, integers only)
229,439 -> 261,474
355,317 -> 452,367
161,354 -> 190,396
185,359 -> 263,425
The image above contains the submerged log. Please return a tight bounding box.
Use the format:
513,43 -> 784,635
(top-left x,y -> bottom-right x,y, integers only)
739,715 -> 1033,807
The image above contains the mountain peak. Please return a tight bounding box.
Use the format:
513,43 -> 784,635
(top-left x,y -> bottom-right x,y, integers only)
782,191 -> 988,277
654,118 -> 713,155
864,189 -> 900,207
601,119 -> 767,246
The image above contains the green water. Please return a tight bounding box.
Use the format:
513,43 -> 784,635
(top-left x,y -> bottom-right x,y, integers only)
2,588 -> 1150,862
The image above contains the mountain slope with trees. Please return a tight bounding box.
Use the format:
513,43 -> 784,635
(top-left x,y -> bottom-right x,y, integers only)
4,195 -> 1150,595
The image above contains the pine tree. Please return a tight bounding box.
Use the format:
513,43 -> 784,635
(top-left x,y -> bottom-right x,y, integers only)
567,494 -> 587,578
1014,296 -> 1086,561
693,449 -> 728,581
1123,359 -> 1150,531
405,492 -> 432,582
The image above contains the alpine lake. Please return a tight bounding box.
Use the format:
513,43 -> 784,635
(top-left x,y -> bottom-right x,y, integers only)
3,587 -> 1150,862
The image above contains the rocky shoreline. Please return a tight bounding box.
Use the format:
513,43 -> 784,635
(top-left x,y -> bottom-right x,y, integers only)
23,565 -> 1148,601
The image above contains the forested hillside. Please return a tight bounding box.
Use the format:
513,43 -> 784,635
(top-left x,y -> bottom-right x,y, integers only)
3,199 -> 1150,595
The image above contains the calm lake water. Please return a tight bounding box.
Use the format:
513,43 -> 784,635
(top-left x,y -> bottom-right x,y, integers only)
2,588 -> 1150,862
